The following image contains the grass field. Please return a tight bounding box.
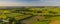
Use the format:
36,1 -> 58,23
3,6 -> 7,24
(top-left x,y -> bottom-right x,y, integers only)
0,6 -> 60,24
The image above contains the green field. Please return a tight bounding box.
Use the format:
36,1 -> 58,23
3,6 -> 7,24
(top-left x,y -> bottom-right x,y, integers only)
0,6 -> 60,24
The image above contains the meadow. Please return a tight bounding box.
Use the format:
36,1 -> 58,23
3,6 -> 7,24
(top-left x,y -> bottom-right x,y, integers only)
0,6 -> 60,24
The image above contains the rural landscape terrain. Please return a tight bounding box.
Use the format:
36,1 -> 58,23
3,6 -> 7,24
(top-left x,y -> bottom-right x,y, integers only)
0,6 -> 60,24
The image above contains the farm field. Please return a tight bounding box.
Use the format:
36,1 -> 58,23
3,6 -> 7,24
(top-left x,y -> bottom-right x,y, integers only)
0,6 -> 60,24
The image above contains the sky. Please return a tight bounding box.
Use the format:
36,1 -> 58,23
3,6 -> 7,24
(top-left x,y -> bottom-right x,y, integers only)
0,0 -> 60,6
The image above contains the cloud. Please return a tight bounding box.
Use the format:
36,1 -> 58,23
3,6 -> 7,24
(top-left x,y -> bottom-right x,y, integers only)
0,0 -> 60,6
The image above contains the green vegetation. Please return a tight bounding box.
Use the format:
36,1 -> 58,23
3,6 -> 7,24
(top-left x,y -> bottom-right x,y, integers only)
0,7 -> 60,24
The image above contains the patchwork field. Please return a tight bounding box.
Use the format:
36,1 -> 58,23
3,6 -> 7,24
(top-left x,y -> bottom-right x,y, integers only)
0,6 -> 60,24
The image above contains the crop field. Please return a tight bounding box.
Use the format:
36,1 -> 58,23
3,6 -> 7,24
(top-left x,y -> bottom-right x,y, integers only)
0,6 -> 60,24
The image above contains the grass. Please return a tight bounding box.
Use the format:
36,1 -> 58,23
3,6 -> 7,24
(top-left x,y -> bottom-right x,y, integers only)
32,20 -> 50,24
0,7 -> 60,24
51,16 -> 60,20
